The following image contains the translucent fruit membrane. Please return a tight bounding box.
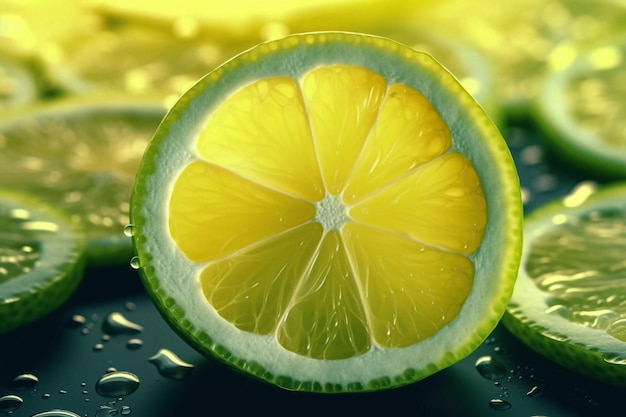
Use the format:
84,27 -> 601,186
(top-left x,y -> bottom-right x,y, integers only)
168,65 -> 487,360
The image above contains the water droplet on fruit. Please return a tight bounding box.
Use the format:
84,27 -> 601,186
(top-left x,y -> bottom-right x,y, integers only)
488,399 -> 512,411
475,356 -> 507,380
0,394 -> 23,413
9,373 -> 39,390
148,349 -> 194,380
129,256 -> 140,269
95,371 -> 140,398
30,411 -> 81,417
123,224 -> 134,237
102,312 -> 143,335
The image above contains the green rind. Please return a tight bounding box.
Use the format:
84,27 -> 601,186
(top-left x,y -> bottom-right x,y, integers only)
532,36 -> 626,180
503,181 -> 626,387
131,31 -> 522,392
0,188 -> 87,334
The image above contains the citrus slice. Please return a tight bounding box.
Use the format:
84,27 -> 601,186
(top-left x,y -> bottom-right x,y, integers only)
0,188 -> 86,334
534,34 -> 626,179
130,32 -> 522,392
503,181 -> 626,387
0,96 -> 167,266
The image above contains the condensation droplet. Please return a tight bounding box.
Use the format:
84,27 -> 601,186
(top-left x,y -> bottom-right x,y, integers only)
30,410 -> 82,417
527,385 -> 543,397
67,314 -> 87,328
9,373 -> 39,390
475,356 -> 507,380
93,343 -> 104,352
0,394 -> 23,413
148,348 -> 194,380
123,224 -> 134,237
102,312 -> 143,335
129,256 -> 140,269
488,399 -> 512,411
95,371 -> 140,398
120,405 -> 132,415
126,338 -> 143,350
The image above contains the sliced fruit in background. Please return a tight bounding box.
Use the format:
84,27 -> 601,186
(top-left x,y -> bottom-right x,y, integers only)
503,181 -> 626,387
0,188 -> 86,334
0,52 -> 38,112
131,32 -> 522,392
412,0 -> 626,120
0,96 -> 167,266
534,34 -> 626,179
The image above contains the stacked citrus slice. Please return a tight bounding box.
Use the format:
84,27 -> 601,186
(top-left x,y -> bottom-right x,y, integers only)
504,181 -> 626,387
130,32 -> 522,392
0,188 -> 86,334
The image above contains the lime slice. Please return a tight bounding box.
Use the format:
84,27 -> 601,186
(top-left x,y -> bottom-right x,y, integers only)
503,181 -> 626,387
131,32 -> 522,392
413,0 -> 626,119
0,188 -> 86,334
534,34 -> 626,179
0,52 -> 37,112
0,96 -> 167,266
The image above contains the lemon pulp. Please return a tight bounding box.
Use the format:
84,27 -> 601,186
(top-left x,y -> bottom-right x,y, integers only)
168,64 -> 486,360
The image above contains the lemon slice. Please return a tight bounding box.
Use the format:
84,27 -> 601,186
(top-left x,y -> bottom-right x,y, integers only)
0,188 -> 86,334
504,181 -> 626,387
0,96 -> 166,266
130,32 -> 522,392
534,35 -> 626,179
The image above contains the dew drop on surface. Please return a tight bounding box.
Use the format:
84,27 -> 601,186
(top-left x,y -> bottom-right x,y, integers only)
488,399 -> 512,411
9,373 -> 39,390
95,405 -> 117,417
129,256 -> 140,269
120,405 -> 132,415
148,348 -> 194,380
93,343 -> 104,352
95,371 -> 140,398
527,385 -> 543,397
30,411 -> 82,417
102,312 -> 143,335
67,314 -> 87,328
475,356 -> 507,380
126,338 -> 143,350
0,394 -> 23,413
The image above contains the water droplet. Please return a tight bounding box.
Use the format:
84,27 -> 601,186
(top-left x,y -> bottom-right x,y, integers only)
120,405 -> 132,415
95,371 -> 140,398
95,405 -> 117,417
59,389 -> 67,395
488,399 -> 512,411
93,343 -> 105,352
123,224 -> 134,237
126,338 -> 143,350
102,312 -> 143,335
527,385 -> 543,397
9,373 -> 39,390
67,314 -> 87,328
148,349 -> 194,380
124,301 -> 136,311
475,356 -> 507,380
42,393 -> 51,399
0,394 -> 23,413
129,256 -> 140,269
30,411 -> 82,417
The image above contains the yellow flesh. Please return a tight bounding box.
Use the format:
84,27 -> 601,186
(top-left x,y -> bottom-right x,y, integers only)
169,65 -> 487,359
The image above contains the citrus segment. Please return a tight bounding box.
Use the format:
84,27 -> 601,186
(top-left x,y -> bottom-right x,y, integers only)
278,230 -> 370,360
349,152 -> 486,253
196,76 -> 324,201
343,82 -> 451,204
131,32 -> 522,392
302,65 -> 386,194
169,161 -> 316,261
342,224 -> 474,347
200,223 -> 323,335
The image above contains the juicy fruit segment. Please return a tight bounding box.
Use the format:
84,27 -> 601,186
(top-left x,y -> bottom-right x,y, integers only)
169,64 -> 486,359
